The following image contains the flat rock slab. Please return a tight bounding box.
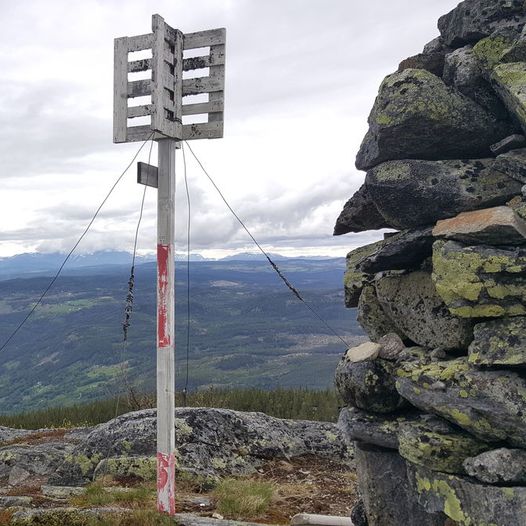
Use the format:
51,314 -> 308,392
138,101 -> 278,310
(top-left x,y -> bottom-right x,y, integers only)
438,0 -> 525,47
469,316 -> 526,366
395,357 -> 526,447
398,415 -> 492,475
433,206 -> 526,245
375,271 -> 473,350
407,462 -> 526,526
337,407 -> 421,450
51,408 -> 351,486
355,69 -> 512,170
357,228 -> 434,274
333,184 -> 388,235
355,442 -> 445,526
491,133 -> 526,155
433,239 -> 526,318
464,447 -> 526,484
365,158 -> 522,229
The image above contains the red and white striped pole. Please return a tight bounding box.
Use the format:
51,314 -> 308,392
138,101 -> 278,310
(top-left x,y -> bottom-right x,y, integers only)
156,138 -> 176,515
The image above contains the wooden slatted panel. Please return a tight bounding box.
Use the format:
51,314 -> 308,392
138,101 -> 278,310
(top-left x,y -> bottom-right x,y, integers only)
182,45 -> 225,71
182,77 -> 223,96
127,33 -> 154,52
114,37 -> 129,143
184,28 -> 226,49
128,79 -> 152,98
128,58 -> 152,73
183,122 -> 223,140
128,105 -> 153,118
182,100 -> 223,116
151,14 -> 182,139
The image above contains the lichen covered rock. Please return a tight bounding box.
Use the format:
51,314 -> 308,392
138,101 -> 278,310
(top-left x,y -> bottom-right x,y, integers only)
395,356 -> 526,447
432,239 -> 526,317
469,316 -> 526,365
337,407 -> 421,450
407,462 -> 526,526
355,443 -> 446,526
365,158 -> 522,229
335,348 -> 406,414
356,69 -> 512,170
375,271 -> 474,350
398,416 -> 491,474
357,284 -> 406,342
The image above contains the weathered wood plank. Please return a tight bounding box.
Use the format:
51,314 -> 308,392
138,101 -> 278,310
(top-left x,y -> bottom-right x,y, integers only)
183,47 -> 225,71
113,37 -> 129,143
182,100 -> 223,115
128,104 -> 153,118
127,33 -> 154,52
182,76 -> 223,96
128,58 -> 152,72
127,79 -> 152,98
207,44 -> 225,138
184,28 -> 226,49
183,122 -> 223,140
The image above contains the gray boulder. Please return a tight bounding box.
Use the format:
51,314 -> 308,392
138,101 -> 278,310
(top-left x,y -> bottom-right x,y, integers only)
335,348 -> 406,414
464,447 -> 526,484
438,0 -> 526,47
357,284 -> 406,342
443,45 -> 510,119
469,316 -> 526,366
355,69 -> 512,170
333,184 -> 389,235
355,442 -> 446,526
357,228 -> 434,274
337,407 -> 421,450
375,271 -> 474,350
397,52 -> 445,77
51,408 -> 351,485
407,462 -> 526,526
365,158 -> 522,229
395,356 -> 526,447
494,147 -> 526,182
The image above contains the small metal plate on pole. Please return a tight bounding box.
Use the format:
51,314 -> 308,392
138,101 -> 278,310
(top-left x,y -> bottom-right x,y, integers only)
113,13 -> 226,516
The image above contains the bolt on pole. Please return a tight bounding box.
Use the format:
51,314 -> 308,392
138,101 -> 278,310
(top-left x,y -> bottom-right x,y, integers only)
113,14 -> 225,515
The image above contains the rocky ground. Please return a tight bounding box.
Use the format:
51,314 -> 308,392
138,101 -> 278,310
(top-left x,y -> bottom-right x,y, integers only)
0,408 -> 355,525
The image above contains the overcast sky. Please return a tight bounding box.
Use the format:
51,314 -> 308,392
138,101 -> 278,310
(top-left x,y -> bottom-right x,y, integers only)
0,0 -> 460,259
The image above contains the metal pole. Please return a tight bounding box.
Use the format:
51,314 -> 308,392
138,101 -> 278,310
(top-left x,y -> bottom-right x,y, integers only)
156,138 -> 176,515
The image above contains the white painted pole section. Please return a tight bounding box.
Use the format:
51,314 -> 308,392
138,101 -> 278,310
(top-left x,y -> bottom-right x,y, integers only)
156,138 -> 176,515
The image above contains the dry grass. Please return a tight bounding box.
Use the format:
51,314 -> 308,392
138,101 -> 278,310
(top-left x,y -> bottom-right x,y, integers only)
214,478 -> 275,520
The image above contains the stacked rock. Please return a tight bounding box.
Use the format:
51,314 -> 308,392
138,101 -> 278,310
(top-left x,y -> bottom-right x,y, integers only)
334,1 -> 526,525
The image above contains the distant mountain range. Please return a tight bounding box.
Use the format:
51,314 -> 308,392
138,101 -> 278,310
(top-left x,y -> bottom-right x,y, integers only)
0,251 -> 336,280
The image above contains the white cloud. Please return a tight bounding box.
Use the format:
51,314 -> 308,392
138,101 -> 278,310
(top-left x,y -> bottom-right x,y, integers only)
0,0 -> 459,258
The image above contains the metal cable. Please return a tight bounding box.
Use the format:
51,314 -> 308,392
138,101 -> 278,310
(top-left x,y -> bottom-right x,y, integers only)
0,134 -> 154,354
184,141 -> 351,349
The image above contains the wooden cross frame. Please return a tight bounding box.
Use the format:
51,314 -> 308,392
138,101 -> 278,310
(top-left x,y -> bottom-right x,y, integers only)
113,14 -> 226,517
114,13 -> 225,143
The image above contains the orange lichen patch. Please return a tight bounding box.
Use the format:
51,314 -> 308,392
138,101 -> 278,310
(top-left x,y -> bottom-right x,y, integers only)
433,206 -> 526,239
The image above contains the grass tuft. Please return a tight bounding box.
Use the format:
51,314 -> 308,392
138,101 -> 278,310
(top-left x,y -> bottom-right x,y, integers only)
214,477 -> 275,520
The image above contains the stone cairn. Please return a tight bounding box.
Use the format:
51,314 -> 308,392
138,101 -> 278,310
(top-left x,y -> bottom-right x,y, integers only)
333,1 -> 526,525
